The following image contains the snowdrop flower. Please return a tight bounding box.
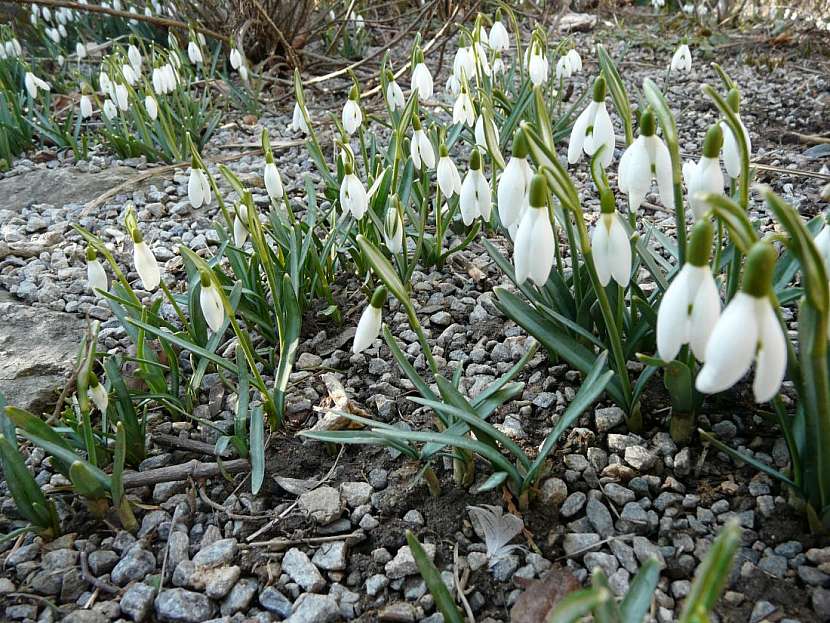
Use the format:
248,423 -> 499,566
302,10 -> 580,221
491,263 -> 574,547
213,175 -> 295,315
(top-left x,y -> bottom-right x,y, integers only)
229,47 -> 243,70
453,45 -> 475,82
460,149 -> 491,225
87,374 -> 108,413
489,13 -> 510,51
75,41 -> 87,59
567,48 -> 582,73
292,102 -> 310,133
86,246 -> 107,295
591,189 -> 631,287
239,65 -> 249,82
386,73 -> 405,111
474,115 -> 500,156
340,163 -> 368,220
131,232 -> 160,291
128,44 -> 142,75
670,43 -> 692,73
568,77 -> 615,168
652,0 -> 666,8
526,40 -> 548,86
342,86 -> 362,136
163,64 -> 178,91
100,70 -> 114,98
188,40 -> 203,64
410,116 -> 435,170
617,108 -> 674,212
199,272 -> 225,333
114,83 -> 129,111
720,88 -> 752,180
145,95 -> 158,120
492,54 -> 505,76
815,220 -> 830,273
384,203 -> 404,254
696,241 -> 786,403
684,124 -> 724,219
452,84 -> 476,127
498,129 -> 532,228
264,157 -> 284,200
353,287 -> 386,354
46,27 -> 60,44
24,72 -> 50,98
657,220 -> 720,361
121,63 -> 137,86
410,49 -> 433,101
80,94 -> 93,118
188,164 -> 212,208
233,209 -> 249,247
445,74 -> 461,97
437,144 -> 462,198
103,99 -> 117,120
556,55 -> 572,80
514,174 -> 554,286
152,67 -> 164,94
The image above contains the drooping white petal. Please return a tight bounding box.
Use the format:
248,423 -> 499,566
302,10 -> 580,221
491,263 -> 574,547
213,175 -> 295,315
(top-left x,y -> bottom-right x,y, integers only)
815,225 -> 830,272
618,137 -> 651,212
752,298 -> 787,402
103,100 -> 117,120
200,282 -> 225,333
585,103 -> 615,168
568,102 -> 594,165
233,214 -> 248,247
88,383 -> 109,413
411,63 -> 433,101
460,172 -> 480,225
489,21 -> 510,51
591,216 -> 611,287
497,157 -> 530,228
657,264 -> 694,361
342,99 -> 362,135
80,95 -> 93,118
340,174 -> 368,220
651,136 -> 675,210
133,240 -> 160,291
720,119 -> 751,180
292,102 -> 309,133
567,49 -> 582,73
696,292 -> 758,394
687,156 -> 724,219
438,156 -> 462,198
607,214 -> 632,287
475,171 -> 492,222
514,207 -> 554,286
386,81 -> 405,110
353,305 -> 382,353
264,162 -> 284,200
87,259 -> 108,295
188,168 -> 205,207
688,267 -> 721,361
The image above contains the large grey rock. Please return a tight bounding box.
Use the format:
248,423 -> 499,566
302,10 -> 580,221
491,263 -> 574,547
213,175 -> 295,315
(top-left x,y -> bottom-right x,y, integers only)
0,298 -> 86,414
311,541 -> 348,571
282,548 -> 326,592
120,583 -> 157,622
259,586 -> 293,618
154,588 -> 215,623
298,486 -> 342,525
287,593 -> 340,623
221,578 -> 258,616
111,547 -> 156,586
192,538 -> 237,568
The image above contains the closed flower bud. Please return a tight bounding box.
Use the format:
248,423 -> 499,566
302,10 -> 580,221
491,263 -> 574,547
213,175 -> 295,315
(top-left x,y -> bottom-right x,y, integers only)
188,165 -> 211,208
199,272 -> 225,333
86,246 -> 108,295
591,189 -> 631,287
437,145 -> 462,198
145,95 -> 158,120
489,19 -> 510,52
80,94 -> 93,118
342,87 -> 362,135
411,59 -> 433,101
264,160 -> 284,200
384,204 -> 404,254
353,287 -> 386,353
514,174 -> 554,286
497,129 -> 531,228
460,149 -> 491,225
132,237 -> 160,291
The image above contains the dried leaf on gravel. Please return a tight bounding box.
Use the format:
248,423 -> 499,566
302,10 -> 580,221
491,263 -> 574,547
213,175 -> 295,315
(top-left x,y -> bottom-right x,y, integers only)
509,567 -> 581,623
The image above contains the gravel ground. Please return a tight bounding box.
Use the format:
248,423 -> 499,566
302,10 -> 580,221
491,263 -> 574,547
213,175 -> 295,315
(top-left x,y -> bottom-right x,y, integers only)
1,11 -> 830,623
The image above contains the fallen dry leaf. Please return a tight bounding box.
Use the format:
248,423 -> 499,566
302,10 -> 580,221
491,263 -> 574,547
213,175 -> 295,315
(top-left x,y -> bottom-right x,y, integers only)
510,566 -> 581,623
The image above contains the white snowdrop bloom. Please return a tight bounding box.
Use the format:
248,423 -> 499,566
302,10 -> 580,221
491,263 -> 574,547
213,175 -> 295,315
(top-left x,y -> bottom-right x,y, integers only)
684,124 -> 725,219
233,211 -> 249,247
653,0 -> 666,8
188,167 -> 212,208
410,117 -> 435,170
384,206 -> 404,254
657,220 -> 720,362
460,150 -> 491,225
24,72 -> 50,98
264,161 -> 284,200
103,99 -> 118,120
445,74 -> 461,97
568,77 -> 615,168
188,40 -> 203,64
342,88 -> 362,136
229,47 -> 242,69
670,44 -> 692,72
527,42 -> 548,86
492,56 -> 505,76
239,65 -> 248,82
151,67 -> 164,94
46,28 -> 60,44
133,239 -> 160,291
340,166 -> 368,220
489,19 -> 510,52
453,46 -> 475,82
75,41 -> 87,59
114,83 -> 129,111
815,222 -> 830,273
122,64 -> 137,85
472,42 -> 491,77
199,275 -> 225,333
452,86 -> 476,127
145,95 -> 158,120
514,174 -> 554,287
437,145 -> 462,198
86,247 -> 107,295
386,79 -> 405,111
474,115 -> 500,155
88,377 -> 109,413
292,102 -> 310,133
591,190 -> 632,288
411,58 -> 433,101
58,24 -> 67,38
353,287 -> 386,354
128,44 -> 142,74
617,109 -> 674,212
162,64 -> 177,91
80,95 -> 93,118
696,242 -> 786,403
197,32 -> 206,46
498,129 -> 532,229
556,55 -> 572,80
169,50 -> 181,70
100,71 -> 114,98
567,48 -> 582,73
720,89 -> 752,179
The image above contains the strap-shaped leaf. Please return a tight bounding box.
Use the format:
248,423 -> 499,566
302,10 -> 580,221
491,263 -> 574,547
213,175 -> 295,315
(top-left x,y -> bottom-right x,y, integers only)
547,588 -> 610,623
251,405 -> 265,495
621,557 -> 661,622
5,407 -> 75,478
405,531 -> 464,623
699,429 -> 796,488
357,235 -> 409,307
0,434 -> 54,530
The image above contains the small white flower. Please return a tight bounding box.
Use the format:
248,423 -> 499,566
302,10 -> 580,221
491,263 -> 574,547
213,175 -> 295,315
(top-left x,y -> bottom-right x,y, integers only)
410,124 -> 435,170
145,95 -> 158,120
199,277 -> 225,333
498,154 -> 532,229
670,44 -> 692,73
188,40 -> 203,64
526,42 -> 548,86
445,74 -> 461,97
684,124 -> 725,219
128,44 -> 142,74
264,161 -> 284,200
88,380 -> 109,413
556,55 -> 572,80
720,117 -> 751,179
353,299 -> 383,354
452,88 -> 476,127
292,102 -> 310,133
411,62 -> 433,101
474,115 -> 500,156
592,200 -> 631,288
617,111 -> 674,212
386,80 -> 405,111
384,208 -> 404,254
342,95 -> 362,135
492,57 -> 505,76
489,20 -> 510,51
233,213 -> 249,247
658,262 -> 720,361
567,49 -> 582,73
188,167 -> 212,208
87,257 -> 108,295
80,95 -> 93,118
75,41 -> 87,59
230,47 -> 242,69
340,170 -> 368,220
568,78 -> 615,168
460,151 -> 491,225
437,149 -> 462,198
114,83 -> 129,111
103,99 -> 118,119
453,46 -> 475,82
24,72 -> 50,98
122,64 -> 137,85
133,239 -> 160,290
514,176 -> 554,286
239,65 -> 248,82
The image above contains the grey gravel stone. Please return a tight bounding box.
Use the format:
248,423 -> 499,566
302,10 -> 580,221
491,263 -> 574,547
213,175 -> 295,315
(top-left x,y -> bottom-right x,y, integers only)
312,541 -> 348,571
112,546 -> 156,586
259,586 -> 293,618
221,578 -> 258,616
540,478 -> 568,507
594,406 -> 625,432
87,550 -> 119,576
288,593 -> 340,623
624,446 -> 656,471
491,555 -> 519,581
586,498 -> 614,537
339,482 -> 373,507
603,483 -> 635,506
560,491 -> 586,518
813,587 -> 830,620
120,583 -> 157,622
562,533 -> 600,557
385,544 -> 436,579
192,538 -> 237,568
154,588 -> 214,622
366,574 -> 389,596
282,548 -> 326,592
298,486 -> 342,525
